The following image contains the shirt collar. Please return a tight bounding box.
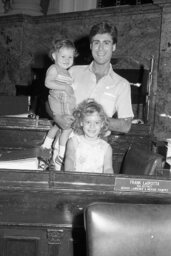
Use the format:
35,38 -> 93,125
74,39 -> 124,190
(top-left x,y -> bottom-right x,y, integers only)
89,62 -> 94,73
89,61 -> 113,77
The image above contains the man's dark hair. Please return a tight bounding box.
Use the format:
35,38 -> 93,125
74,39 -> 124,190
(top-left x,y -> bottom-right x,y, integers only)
89,21 -> 118,44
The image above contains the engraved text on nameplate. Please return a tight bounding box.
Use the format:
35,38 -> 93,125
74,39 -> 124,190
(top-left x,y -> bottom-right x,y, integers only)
114,177 -> 171,193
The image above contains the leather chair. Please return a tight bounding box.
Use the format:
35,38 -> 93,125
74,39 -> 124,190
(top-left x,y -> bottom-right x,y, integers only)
119,145 -> 164,175
84,202 -> 171,256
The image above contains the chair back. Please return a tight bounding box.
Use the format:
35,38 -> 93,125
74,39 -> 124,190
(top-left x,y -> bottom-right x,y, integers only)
120,145 -> 164,175
84,202 -> 171,256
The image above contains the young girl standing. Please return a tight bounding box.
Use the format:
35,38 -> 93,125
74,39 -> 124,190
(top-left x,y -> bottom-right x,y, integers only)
64,99 -> 114,174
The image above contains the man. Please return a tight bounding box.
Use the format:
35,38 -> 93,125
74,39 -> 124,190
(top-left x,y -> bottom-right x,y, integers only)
54,21 -> 134,133
48,21 -> 134,169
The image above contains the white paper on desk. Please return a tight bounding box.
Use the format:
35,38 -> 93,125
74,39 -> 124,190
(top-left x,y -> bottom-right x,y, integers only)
167,139 -> 171,158
0,157 -> 39,170
3,113 -> 29,118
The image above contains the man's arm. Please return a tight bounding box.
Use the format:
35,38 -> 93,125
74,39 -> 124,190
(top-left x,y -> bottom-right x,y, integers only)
111,78 -> 133,133
64,138 -> 75,171
103,145 -> 114,174
108,117 -> 132,133
45,65 -> 74,95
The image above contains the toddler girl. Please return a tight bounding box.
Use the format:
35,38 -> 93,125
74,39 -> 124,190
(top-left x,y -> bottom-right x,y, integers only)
41,38 -> 77,170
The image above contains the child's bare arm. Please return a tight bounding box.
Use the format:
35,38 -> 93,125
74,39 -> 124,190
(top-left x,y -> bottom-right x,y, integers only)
64,138 -> 75,172
45,66 -> 74,95
103,145 -> 114,174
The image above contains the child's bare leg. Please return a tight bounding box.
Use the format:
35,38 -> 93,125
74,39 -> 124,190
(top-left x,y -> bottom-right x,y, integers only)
51,129 -> 61,164
39,125 -> 59,163
55,128 -> 72,170
42,125 -> 59,149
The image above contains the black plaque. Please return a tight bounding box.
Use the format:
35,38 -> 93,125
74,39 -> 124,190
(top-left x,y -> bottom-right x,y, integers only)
114,177 -> 171,193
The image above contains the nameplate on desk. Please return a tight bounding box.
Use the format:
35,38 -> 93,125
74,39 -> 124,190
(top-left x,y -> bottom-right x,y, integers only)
114,177 -> 171,193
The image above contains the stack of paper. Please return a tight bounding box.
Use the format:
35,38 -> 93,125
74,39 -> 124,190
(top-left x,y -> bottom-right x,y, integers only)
0,157 -> 39,170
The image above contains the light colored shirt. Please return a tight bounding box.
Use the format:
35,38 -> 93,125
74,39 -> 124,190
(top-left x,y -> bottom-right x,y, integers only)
71,134 -> 109,173
69,62 -> 134,118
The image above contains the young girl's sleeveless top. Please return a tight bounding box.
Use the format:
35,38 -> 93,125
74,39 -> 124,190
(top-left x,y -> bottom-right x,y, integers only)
72,134 -> 109,173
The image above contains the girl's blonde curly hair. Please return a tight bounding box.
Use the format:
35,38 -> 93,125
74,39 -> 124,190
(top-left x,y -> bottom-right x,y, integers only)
72,99 -> 109,138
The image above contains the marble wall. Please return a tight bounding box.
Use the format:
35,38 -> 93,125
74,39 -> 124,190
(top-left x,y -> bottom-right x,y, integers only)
0,3 -> 170,140
154,3 -> 171,140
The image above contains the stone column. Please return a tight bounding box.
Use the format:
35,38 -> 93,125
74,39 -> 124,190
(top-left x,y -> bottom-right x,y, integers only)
153,1 -> 171,140
153,0 -> 171,3
58,0 -> 97,13
0,0 -> 13,15
59,0 -> 75,13
47,0 -> 59,14
8,0 -> 43,16
166,139 -> 171,169
87,0 -> 97,9
77,0 -> 97,11
0,1 -> 5,15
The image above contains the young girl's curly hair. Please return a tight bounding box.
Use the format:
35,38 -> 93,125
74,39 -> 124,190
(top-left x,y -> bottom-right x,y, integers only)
49,38 -> 78,61
72,99 -> 109,138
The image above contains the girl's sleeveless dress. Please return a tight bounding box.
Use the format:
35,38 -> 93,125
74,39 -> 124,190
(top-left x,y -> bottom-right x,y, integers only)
71,134 -> 109,173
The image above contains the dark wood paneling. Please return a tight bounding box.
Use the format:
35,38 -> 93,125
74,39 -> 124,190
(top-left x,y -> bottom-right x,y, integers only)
0,170 -> 169,256
0,117 -> 151,173
0,117 -> 51,148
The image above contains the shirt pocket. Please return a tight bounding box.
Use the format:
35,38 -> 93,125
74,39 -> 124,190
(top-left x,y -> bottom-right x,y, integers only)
101,90 -> 117,117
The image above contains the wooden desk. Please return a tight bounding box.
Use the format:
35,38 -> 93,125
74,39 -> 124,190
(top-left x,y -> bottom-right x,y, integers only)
0,117 -> 159,256
0,117 -> 151,172
109,124 -> 152,172
0,171 -> 170,256
0,117 -> 51,148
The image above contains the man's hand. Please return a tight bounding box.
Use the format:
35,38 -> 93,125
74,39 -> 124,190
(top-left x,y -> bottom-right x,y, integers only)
108,117 -> 132,133
53,114 -> 75,130
64,85 -> 74,96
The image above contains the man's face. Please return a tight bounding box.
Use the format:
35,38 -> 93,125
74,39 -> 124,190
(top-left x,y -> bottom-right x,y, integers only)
90,33 -> 116,65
